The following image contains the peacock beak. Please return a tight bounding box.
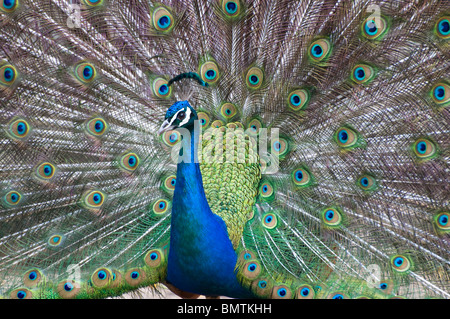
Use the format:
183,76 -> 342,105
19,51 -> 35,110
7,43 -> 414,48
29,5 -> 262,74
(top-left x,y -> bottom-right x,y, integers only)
158,119 -> 176,135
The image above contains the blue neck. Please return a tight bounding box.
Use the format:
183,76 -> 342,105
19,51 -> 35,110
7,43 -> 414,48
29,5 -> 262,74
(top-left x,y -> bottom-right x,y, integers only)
166,123 -> 253,298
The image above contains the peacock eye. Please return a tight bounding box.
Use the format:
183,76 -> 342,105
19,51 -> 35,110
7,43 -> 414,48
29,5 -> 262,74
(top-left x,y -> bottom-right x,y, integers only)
177,111 -> 186,120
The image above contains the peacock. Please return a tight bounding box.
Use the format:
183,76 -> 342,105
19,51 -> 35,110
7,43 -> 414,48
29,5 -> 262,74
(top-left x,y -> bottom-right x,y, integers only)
0,0 -> 449,300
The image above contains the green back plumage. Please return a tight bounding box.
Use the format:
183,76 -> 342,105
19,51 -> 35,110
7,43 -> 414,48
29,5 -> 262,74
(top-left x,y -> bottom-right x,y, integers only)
0,0 -> 449,299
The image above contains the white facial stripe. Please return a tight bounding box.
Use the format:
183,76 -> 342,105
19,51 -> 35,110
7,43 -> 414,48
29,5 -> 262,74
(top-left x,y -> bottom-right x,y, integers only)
179,108 -> 192,126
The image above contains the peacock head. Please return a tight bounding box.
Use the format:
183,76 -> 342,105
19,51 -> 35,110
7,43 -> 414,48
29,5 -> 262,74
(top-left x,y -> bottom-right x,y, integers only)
158,100 -> 198,134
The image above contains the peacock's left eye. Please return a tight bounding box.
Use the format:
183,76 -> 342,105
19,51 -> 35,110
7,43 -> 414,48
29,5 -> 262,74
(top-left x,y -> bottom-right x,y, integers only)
177,111 -> 186,120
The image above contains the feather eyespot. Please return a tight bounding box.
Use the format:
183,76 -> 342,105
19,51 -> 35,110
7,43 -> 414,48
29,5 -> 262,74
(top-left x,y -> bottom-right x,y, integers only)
75,62 -> 96,83
57,280 -> 80,299
152,78 -> 172,98
11,288 -> 32,299
242,261 -> 261,279
357,174 -> 377,191
48,234 -> 64,247
262,213 -> 277,229
8,118 -> 30,139
35,162 -> 56,180
120,152 -> 140,172
271,137 -> 289,158
287,89 -> 309,111
431,82 -> 449,105
436,17 -> 450,39
390,255 -> 411,272
220,103 -> 237,119
362,16 -> 388,40
91,268 -> 112,288
23,269 -> 43,288
0,64 -> 18,86
247,118 -> 263,135
309,39 -> 332,62
82,190 -> 105,209
259,181 -> 274,201
1,0 -> 18,13
4,190 -> 22,206
222,0 -> 240,17
351,64 -> 375,84
197,112 -> 210,129
163,175 -> 176,192
125,268 -> 145,286
153,7 -> 174,32
86,117 -> 108,137
335,127 -> 358,148
161,130 -> 180,147
434,212 -> 449,233
328,292 -> 347,299
238,250 -> 256,263
83,0 -> 103,6
211,119 -> 225,128
292,167 -> 312,187
412,138 -> 437,160
321,207 -> 343,227
200,61 -> 220,84
145,249 -> 164,268
272,285 -> 291,299
245,67 -> 263,89
152,199 -> 170,214
296,284 -> 315,299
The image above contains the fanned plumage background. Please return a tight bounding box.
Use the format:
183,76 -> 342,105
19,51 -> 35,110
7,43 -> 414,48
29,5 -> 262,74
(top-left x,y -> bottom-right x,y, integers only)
0,0 -> 449,299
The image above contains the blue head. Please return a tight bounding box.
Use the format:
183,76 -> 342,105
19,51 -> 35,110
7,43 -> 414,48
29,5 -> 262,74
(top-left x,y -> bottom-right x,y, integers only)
158,101 -> 198,134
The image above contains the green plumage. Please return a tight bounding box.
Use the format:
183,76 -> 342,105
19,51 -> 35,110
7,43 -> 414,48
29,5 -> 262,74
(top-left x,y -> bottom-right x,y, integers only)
0,0 -> 449,299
